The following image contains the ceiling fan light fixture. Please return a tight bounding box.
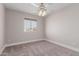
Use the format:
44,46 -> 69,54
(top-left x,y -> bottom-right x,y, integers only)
38,10 -> 43,16
42,10 -> 46,16
38,3 -> 47,16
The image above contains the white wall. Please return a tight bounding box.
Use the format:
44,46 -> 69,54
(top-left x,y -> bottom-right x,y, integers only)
46,4 -> 79,51
5,9 -> 45,45
0,4 -> 5,53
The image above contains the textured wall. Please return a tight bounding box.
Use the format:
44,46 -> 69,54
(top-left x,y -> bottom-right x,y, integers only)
5,8 -> 45,45
46,4 -> 79,50
0,4 -> 5,53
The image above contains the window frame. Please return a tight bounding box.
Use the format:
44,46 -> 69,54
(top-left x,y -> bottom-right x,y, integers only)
24,18 -> 38,32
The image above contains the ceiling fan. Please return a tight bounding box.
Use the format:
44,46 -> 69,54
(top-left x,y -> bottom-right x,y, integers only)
31,3 -> 48,16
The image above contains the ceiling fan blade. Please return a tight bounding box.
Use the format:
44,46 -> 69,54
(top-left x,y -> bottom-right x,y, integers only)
31,3 -> 39,7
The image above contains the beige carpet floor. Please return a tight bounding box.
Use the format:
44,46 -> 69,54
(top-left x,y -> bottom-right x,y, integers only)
1,40 -> 79,56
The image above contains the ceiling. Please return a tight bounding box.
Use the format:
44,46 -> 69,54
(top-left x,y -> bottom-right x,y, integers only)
4,3 -> 71,17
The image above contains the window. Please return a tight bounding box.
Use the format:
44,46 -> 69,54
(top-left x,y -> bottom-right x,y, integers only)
24,18 -> 37,32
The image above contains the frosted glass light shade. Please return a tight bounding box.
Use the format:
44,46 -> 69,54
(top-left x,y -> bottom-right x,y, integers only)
38,8 -> 46,16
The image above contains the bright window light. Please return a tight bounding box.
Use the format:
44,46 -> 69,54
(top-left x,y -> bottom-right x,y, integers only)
24,19 -> 37,32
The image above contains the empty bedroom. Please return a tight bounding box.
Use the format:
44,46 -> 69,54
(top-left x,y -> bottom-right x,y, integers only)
0,3 -> 79,56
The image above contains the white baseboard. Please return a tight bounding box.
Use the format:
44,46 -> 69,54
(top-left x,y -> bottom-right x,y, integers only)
0,46 -> 5,55
1,39 -> 79,55
46,39 -> 79,53
5,39 -> 45,47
